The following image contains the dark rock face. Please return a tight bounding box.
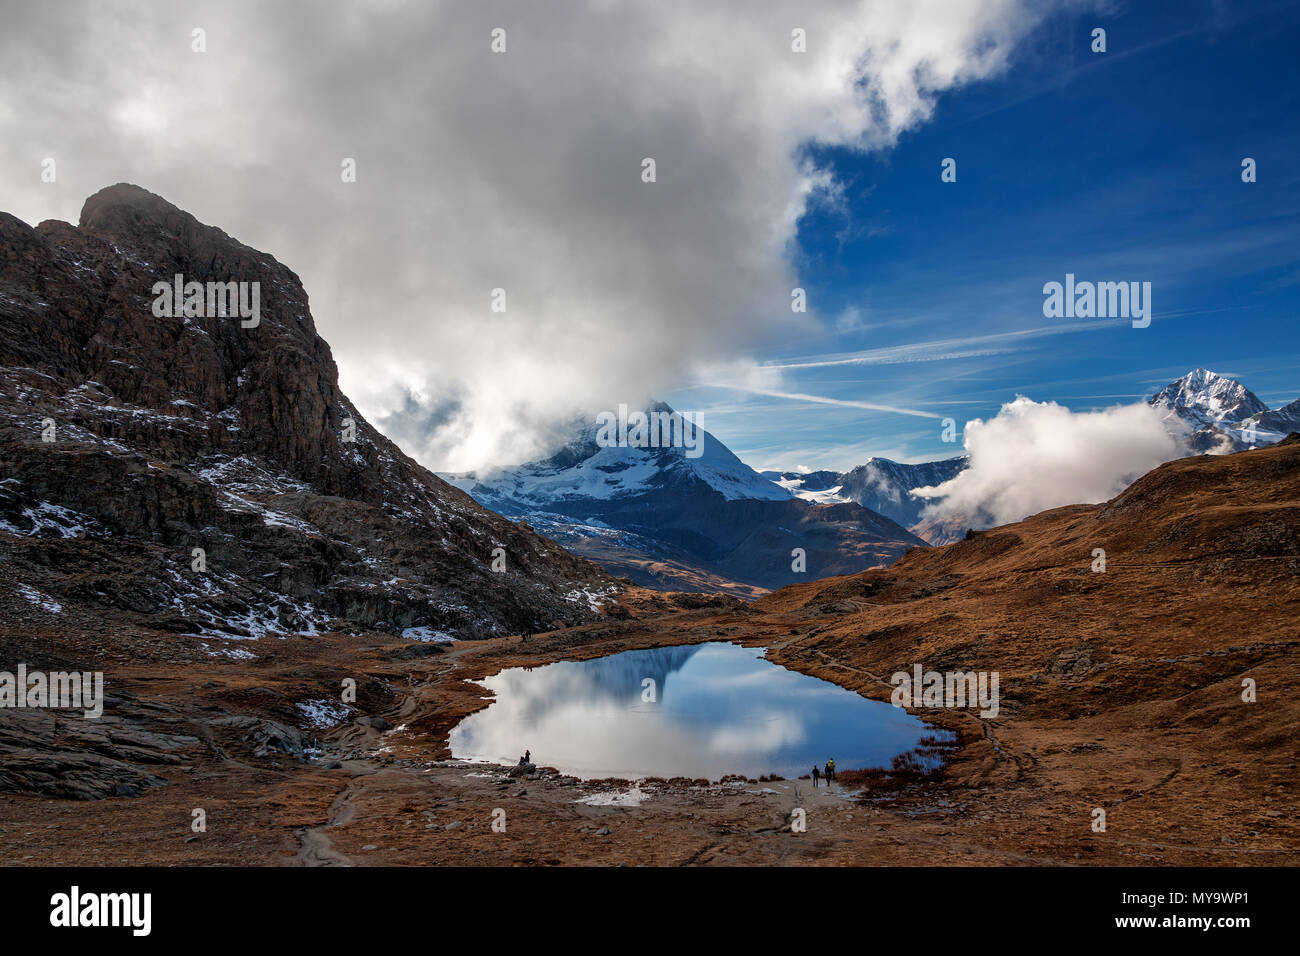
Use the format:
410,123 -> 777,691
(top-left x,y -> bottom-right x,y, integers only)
472,486 -> 926,595
0,706 -> 185,799
0,183 -> 615,642
0,751 -> 168,800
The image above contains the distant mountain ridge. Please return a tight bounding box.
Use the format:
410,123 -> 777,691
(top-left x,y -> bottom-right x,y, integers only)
444,368 -> 1297,586
443,404 -> 925,595
775,456 -> 970,534
1252,399 -> 1300,437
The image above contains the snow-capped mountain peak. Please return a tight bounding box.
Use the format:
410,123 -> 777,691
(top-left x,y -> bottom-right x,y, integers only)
1146,368 -> 1300,452
440,403 -> 926,594
1148,368 -> 1268,429
443,402 -> 791,510
763,455 -> 970,542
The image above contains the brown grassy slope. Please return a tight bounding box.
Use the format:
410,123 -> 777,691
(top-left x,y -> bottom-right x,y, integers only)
758,437 -> 1299,709
731,439 -> 1300,856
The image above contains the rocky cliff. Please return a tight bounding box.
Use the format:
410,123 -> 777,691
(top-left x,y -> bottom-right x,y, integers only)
0,184 -> 615,649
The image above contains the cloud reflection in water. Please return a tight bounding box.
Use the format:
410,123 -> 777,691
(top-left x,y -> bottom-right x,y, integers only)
449,642 -> 936,779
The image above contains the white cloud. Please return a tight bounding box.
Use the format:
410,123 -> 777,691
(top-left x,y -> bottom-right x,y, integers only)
0,0 -> 1067,471
834,305 -> 869,333
718,385 -> 942,419
914,397 -> 1183,526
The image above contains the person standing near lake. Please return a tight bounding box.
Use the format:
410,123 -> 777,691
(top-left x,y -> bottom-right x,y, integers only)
825,759 -> 835,783
811,765 -> 821,787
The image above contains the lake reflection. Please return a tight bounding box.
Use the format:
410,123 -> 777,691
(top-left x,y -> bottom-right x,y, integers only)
448,642 -> 941,780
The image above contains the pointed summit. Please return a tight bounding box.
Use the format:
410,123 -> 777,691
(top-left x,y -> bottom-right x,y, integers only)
1147,369 -> 1275,454
442,401 -> 923,593
1149,369 -> 1268,427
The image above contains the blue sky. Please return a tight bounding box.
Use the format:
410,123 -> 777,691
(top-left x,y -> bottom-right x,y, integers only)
671,0 -> 1300,473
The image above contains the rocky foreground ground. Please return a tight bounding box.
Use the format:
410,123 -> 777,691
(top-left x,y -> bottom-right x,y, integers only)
3,439 -> 1297,866
1,605 -> 1294,867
